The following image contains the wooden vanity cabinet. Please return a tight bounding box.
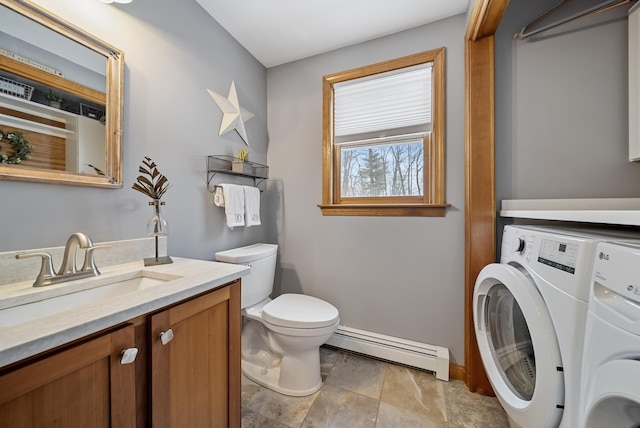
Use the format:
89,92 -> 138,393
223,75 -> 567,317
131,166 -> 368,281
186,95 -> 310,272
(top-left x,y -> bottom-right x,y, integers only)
0,324 -> 137,427
149,279 -> 241,428
0,279 -> 241,428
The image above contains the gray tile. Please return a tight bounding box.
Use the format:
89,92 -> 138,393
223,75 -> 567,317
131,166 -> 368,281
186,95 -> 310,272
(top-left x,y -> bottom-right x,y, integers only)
241,375 -> 262,407
301,384 -> 378,428
380,364 -> 447,424
242,407 -> 289,428
241,375 -> 319,427
443,380 -> 509,428
241,348 -> 511,428
319,346 -> 341,381
324,352 -> 387,399
376,402 -> 443,428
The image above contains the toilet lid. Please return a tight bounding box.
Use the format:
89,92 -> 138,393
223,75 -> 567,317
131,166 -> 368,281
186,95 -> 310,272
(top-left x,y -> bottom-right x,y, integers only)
263,294 -> 339,328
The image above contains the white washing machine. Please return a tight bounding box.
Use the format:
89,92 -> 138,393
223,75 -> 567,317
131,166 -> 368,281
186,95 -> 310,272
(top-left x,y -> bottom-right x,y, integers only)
473,225 -> 633,428
580,241 -> 640,427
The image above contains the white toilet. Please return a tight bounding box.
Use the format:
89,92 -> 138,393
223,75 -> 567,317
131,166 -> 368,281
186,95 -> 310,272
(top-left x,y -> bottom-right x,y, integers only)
215,243 -> 339,396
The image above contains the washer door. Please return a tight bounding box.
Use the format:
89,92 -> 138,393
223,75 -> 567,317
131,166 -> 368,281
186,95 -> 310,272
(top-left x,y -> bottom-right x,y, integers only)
473,263 -> 564,428
583,359 -> 640,427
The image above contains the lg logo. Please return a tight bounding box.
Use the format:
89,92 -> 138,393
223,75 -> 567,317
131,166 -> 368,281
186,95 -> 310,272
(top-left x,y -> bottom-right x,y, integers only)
599,252 -> 610,260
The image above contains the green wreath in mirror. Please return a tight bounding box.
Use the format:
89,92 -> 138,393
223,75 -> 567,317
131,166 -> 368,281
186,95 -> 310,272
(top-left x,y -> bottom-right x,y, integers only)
0,130 -> 33,164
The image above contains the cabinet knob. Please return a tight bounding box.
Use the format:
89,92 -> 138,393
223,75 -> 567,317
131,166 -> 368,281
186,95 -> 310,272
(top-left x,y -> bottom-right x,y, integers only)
120,348 -> 139,364
159,329 -> 174,345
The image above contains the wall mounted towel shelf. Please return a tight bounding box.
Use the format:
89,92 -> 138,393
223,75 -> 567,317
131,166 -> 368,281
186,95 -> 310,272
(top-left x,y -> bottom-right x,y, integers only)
207,155 -> 269,192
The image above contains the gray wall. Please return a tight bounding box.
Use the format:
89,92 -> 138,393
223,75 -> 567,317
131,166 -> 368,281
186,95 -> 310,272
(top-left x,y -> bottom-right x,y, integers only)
495,0 -> 640,209
266,14 -> 467,364
7,0 -> 631,370
0,0 -> 270,259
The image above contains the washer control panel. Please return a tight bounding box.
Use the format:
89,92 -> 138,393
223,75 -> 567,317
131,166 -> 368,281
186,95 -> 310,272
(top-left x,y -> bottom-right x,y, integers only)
503,226 -> 579,274
500,225 -> 600,300
538,238 -> 578,274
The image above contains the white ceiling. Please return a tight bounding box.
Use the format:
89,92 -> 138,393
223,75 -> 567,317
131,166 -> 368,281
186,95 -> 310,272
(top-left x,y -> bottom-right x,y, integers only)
194,0 -> 470,68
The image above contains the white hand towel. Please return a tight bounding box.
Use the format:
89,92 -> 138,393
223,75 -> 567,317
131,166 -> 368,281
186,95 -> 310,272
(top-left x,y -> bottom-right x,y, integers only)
213,186 -> 225,207
220,184 -> 245,229
243,185 -> 261,227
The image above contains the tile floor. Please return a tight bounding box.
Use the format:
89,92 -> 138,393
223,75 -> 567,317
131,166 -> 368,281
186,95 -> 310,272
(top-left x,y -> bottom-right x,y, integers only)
241,346 -> 509,427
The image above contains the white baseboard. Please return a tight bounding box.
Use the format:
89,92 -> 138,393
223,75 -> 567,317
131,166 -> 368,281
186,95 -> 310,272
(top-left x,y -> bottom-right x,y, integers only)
326,325 -> 450,381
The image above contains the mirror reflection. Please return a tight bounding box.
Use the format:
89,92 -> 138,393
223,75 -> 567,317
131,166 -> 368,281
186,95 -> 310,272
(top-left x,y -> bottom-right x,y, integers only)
0,0 -> 123,187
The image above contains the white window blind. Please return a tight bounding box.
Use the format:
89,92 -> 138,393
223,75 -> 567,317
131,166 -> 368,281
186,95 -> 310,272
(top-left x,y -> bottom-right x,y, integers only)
334,63 -> 432,140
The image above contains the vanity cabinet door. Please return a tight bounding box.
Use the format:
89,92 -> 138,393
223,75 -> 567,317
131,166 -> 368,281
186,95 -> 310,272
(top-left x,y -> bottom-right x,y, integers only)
150,280 -> 241,428
0,324 -> 137,427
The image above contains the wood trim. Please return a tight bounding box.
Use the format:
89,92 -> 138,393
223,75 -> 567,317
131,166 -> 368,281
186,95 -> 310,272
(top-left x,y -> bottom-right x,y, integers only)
464,35 -> 496,396
466,0 -> 491,40
324,50 -> 445,84
105,49 -> 124,186
0,56 -> 106,105
322,76 -> 333,205
339,195 -> 431,204
2,0 -> 121,56
318,203 -> 449,216
0,106 -> 66,128
431,48 -> 446,205
466,0 -> 510,41
228,281 -> 242,428
464,0 -> 510,395
449,363 -> 466,381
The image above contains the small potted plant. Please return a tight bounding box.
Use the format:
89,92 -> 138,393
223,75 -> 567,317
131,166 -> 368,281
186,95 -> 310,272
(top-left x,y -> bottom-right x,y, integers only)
232,148 -> 253,174
46,89 -> 64,108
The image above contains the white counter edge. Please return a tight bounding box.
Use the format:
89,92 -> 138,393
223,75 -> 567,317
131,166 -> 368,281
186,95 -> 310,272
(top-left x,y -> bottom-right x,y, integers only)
501,198 -> 640,226
0,258 -> 249,368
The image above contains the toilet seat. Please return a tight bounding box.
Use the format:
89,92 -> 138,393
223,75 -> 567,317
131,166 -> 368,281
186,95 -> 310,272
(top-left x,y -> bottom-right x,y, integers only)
262,318 -> 340,337
263,294 -> 339,329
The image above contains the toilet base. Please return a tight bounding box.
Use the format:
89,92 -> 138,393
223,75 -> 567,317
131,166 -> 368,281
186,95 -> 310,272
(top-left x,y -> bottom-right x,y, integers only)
242,359 -> 322,397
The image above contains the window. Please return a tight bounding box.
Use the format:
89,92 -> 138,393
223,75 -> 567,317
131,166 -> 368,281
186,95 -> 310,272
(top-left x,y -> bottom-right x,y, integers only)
319,49 -> 449,216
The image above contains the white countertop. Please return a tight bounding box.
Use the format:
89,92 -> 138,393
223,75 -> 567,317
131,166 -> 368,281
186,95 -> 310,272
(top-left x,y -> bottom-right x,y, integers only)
0,257 -> 249,368
501,198 -> 640,226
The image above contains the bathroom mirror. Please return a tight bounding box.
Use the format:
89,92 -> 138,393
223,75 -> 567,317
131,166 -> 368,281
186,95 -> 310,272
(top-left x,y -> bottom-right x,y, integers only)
0,0 -> 123,188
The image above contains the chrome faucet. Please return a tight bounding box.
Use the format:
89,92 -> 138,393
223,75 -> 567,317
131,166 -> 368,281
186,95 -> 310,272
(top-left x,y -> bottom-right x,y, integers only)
16,233 -> 110,287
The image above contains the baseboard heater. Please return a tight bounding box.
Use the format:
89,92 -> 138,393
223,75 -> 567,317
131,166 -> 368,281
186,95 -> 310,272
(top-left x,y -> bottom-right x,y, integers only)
325,325 -> 450,381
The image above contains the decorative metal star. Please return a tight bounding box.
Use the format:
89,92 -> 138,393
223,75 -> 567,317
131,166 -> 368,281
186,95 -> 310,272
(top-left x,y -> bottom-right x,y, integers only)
207,81 -> 254,145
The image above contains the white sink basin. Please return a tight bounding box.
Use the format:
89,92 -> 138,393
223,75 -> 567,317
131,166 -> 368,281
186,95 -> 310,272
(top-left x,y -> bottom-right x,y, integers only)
0,270 -> 182,327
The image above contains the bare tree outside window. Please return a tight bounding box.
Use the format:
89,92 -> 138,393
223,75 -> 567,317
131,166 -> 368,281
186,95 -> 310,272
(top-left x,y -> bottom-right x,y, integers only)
340,139 -> 424,197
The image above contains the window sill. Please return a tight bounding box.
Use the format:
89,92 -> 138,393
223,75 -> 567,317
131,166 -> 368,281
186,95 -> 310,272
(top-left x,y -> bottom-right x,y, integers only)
317,203 -> 450,217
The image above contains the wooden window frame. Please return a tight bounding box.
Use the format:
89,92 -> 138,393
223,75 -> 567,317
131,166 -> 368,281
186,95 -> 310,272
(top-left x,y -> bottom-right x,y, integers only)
319,49 -> 450,217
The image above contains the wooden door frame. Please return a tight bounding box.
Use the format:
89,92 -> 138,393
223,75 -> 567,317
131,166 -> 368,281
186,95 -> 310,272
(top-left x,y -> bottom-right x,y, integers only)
464,0 -> 509,394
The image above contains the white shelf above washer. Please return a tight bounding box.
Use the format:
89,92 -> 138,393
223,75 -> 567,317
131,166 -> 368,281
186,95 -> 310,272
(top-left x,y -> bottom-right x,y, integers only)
500,198 -> 640,226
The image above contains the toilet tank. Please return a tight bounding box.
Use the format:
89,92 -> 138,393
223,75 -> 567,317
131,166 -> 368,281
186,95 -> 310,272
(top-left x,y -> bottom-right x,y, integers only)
215,243 -> 278,308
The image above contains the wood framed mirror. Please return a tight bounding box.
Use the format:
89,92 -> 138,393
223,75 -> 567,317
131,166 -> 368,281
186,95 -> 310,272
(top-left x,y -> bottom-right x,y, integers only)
0,0 -> 123,188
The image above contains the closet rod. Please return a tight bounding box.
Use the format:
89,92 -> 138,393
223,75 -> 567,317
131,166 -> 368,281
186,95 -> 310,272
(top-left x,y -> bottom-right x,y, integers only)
517,0 -> 633,40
